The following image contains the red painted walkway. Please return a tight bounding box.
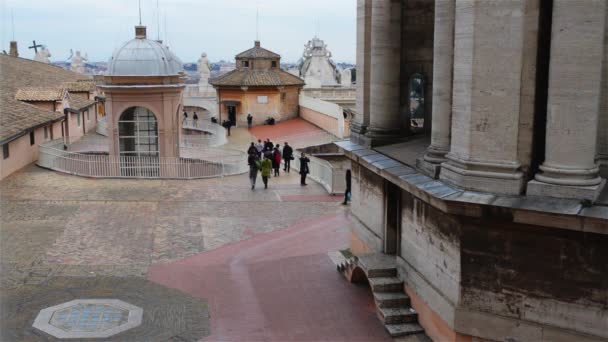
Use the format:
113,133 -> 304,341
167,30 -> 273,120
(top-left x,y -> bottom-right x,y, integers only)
149,212 -> 392,341
250,118 -> 325,141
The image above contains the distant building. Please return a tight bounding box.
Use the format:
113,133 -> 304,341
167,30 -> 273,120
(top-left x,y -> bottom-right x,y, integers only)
210,41 -> 304,127
299,36 -> 340,88
0,53 -> 99,179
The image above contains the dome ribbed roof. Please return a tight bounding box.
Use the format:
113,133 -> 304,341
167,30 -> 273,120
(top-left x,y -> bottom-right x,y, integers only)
107,26 -> 183,77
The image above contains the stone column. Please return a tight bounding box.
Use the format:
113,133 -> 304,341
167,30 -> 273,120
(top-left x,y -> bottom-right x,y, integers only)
418,0 -> 455,178
439,0 -> 531,195
528,0 -> 606,201
598,7 -> 608,178
351,0 -> 372,146
365,0 -> 402,146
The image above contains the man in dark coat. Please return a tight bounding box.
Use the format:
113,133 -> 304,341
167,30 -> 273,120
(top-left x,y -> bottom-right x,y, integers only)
343,169 -> 352,205
299,153 -> 310,186
247,113 -> 253,129
282,142 -> 293,172
193,112 -> 199,127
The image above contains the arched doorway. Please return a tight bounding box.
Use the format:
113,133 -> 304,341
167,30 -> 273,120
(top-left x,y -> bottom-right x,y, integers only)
118,107 -> 160,176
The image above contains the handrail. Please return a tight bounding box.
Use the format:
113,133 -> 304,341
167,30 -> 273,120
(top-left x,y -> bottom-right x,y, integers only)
37,139 -> 247,179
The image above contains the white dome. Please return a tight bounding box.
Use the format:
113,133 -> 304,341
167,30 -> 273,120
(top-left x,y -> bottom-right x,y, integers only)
107,27 -> 183,77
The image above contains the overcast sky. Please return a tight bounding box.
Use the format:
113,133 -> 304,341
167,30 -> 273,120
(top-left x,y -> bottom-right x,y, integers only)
0,0 -> 356,63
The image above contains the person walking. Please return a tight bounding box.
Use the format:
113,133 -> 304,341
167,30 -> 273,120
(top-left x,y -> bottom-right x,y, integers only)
273,145 -> 282,177
255,139 -> 264,158
247,113 -> 253,129
248,152 -> 260,190
193,112 -> 199,127
247,142 -> 258,155
261,155 -> 273,189
223,120 -> 231,136
282,142 -> 293,172
343,169 -> 352,205
299,153 -> 310,186
182,111 -> 188,125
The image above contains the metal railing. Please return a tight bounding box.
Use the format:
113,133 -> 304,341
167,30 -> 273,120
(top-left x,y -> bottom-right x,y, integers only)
37,139 -> 247,179
290,151 -> 345,195
182,119 -> 227,147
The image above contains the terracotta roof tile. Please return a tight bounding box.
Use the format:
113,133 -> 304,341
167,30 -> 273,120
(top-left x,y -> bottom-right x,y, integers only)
15,87 -> 64,101
210,69 -> 304,87
68,96 -> 97,111
63,80 -> 97,92
236,46 -> 280,59
0,55 -> 89,143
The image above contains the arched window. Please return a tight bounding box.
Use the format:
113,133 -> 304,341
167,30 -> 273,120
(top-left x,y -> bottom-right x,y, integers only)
118,107 -> 159,157
408,73 -> 425,133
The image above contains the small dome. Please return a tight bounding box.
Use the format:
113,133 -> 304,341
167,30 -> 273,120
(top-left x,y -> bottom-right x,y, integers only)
107,26 -> 183,77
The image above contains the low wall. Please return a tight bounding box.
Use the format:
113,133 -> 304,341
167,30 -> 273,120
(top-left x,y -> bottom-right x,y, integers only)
299,95 -> 350,138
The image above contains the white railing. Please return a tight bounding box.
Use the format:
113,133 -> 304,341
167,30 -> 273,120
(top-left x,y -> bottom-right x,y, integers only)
37,139 -> 247,179
182,119 -> 227,147
290,151 -> 345,195
96,118 -> 108,136
270,131 -> 337,150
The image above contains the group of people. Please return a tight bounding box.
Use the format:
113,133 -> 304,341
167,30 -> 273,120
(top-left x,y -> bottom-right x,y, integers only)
247,139 -> 309,189
182,111 -> 199,127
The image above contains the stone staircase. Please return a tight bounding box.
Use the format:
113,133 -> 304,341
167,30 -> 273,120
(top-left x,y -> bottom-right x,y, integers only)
337,253 -> 425,338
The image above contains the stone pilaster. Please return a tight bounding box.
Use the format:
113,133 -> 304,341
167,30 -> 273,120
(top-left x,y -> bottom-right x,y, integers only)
439,0 -> 530,195
528,0 -> 606,201
365,0 -> 402,146
351,0 -> 372,146
418,0 -> 455,178
598,6 -> 608,178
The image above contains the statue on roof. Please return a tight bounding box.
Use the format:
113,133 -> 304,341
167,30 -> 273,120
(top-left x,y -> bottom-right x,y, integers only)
197,52 -> 211,85
299,36 -> 340,88
33,46 -> 51,64
70,50 -> 88,74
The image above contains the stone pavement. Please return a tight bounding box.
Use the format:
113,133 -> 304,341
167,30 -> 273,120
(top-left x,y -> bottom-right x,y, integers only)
0,164 -> 394,341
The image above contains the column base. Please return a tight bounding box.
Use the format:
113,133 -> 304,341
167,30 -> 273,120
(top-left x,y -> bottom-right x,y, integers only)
417,146 -> 449,179
439,154 -> 525,195
598,156 -> 608,178
349,126 -> 405,148
527,179 -> 605,202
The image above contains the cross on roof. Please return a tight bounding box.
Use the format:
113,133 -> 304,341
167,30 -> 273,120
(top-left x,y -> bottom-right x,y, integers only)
28,40 -> 43,53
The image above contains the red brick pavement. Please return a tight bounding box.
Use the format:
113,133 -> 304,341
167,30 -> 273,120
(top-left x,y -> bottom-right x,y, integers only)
249,118 -> 325,142
148,212 -> 392,341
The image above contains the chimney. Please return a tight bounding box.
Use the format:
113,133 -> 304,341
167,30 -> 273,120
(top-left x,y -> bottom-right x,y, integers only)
9,41 -> 18,57
254,40 -> 260,47
135,26 -> 147,39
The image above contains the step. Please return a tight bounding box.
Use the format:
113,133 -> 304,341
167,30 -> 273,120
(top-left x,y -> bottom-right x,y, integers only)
368,277 -> 403,293
358,254 -> 397,278
377,307 -> 418,324
373,292 -> 410,308
385,323 -> 425,337
367,267 -> 397,278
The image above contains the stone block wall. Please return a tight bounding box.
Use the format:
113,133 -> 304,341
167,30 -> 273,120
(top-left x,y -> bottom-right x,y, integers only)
350,162 -> 385,253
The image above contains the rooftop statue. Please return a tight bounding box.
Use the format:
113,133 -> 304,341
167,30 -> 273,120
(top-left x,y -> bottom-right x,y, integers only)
33,46 -> 51,64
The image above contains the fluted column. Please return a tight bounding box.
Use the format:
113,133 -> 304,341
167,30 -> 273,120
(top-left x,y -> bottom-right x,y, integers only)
365,0 -> 402,146
598,7 -> 608,178
350,0 -> 372,146
418,0 -> 455,178
528,0 -> 606,201
439,0 -> 532,195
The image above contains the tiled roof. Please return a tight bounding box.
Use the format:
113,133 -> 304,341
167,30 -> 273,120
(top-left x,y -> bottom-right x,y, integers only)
68,96 -> 97,111
63,80 -> 97,92
15,87 -> 64,101
210,69 -> 305,87
0,55 -> 89,144
236,46 -> 280,59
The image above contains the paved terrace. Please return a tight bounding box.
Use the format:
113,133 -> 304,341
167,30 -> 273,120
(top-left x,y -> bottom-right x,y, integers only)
0,163 -> 396,341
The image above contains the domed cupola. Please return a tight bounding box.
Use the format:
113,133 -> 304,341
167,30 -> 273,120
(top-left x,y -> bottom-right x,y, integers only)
107,26 -> 184,77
